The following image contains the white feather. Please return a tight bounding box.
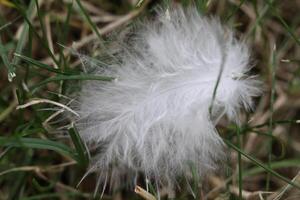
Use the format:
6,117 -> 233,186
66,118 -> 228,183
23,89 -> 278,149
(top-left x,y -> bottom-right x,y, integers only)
74,6 -> 261,189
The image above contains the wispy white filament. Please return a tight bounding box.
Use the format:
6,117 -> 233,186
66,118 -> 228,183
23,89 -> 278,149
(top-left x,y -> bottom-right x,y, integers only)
74,5 -> 261,190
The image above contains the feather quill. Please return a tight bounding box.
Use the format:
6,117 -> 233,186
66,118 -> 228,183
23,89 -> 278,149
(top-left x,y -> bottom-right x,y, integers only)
74,5 -> 261,190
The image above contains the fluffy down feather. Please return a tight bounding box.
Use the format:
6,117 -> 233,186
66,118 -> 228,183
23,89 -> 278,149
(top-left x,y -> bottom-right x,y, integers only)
74,6 -> 261,189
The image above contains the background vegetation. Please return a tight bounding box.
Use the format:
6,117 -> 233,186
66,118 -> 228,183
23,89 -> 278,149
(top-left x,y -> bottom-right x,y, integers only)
0,0 -> 299,199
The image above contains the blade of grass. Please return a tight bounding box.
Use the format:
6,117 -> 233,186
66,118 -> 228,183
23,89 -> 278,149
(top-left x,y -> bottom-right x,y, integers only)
266,0 -> 300,46
236,125 -> 242,199
134,186 -> 156,200
34,0 -> 50,51
34,0 -> 46,41
252,130 -> 286,159
245,0 -> 275,39
11,0 -> 36,81
0,36 -> 15,81
226,0 -> 246,21
8,149 -> 33,200
68,125 -> 89,168
266,44 -> 277,191
189,161 -> 200,198
57,1 -> 73,74
74,0 -> 103,42
13,2 -> 59,66
55,2 -> 73,96
14,53 -> 74,75
225,140 -> 300,190
0,12 -> 16,36
0,99 -> 18,123
0,0 -> 15,7
0,136 -> 78,162
209,38 -> 227,116
195,0 -> 210,14
30,74 -> 114,93
227,129 -> 287,160
32,178 -> 55,192
0,16 -> 21,32
19,192 -> 95,200
249,119 -> 299,130
244,159 -> 300,178
60,1 -> 73,45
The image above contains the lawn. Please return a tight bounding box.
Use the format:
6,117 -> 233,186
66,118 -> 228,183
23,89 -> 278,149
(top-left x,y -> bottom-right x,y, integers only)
0,0 -> 299,199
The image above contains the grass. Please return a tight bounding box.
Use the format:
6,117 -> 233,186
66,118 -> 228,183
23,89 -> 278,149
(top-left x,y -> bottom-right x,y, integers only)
266,42 -> 277,191
0,0 -> 300,199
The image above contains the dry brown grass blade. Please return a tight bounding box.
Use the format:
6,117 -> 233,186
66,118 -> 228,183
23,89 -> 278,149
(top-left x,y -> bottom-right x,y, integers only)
267,170 -> 300,200
17,98 -> 79,117
135,185 -> 156,200
42,0 -> 150,66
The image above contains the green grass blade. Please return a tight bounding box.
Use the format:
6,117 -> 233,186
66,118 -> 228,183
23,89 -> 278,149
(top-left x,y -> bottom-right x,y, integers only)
244,159 -> 300,178
32,178 -> 55,192
34,0 -> 48,46
226,0 -> 246,21
19,192 -> 94,200
14,53 -> 74,75
0,36 -> 15,81
61,2 -> 73,45
11,0 -> 36,75
195,0 -> 210,14
249,119 -> 299,130
7,149 -> 33,200
0,136 -> 78,162
74,0 -> 103,41
13,2 -> 59,66
225,140 -> 300,190
209,43 -> 227,116
68,125 -> 89,168
245,0 -> 275,39
236,125 -> 243,199
266,44 -> 277,190
266,0 -> 300,46
30,74 -> 114,93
